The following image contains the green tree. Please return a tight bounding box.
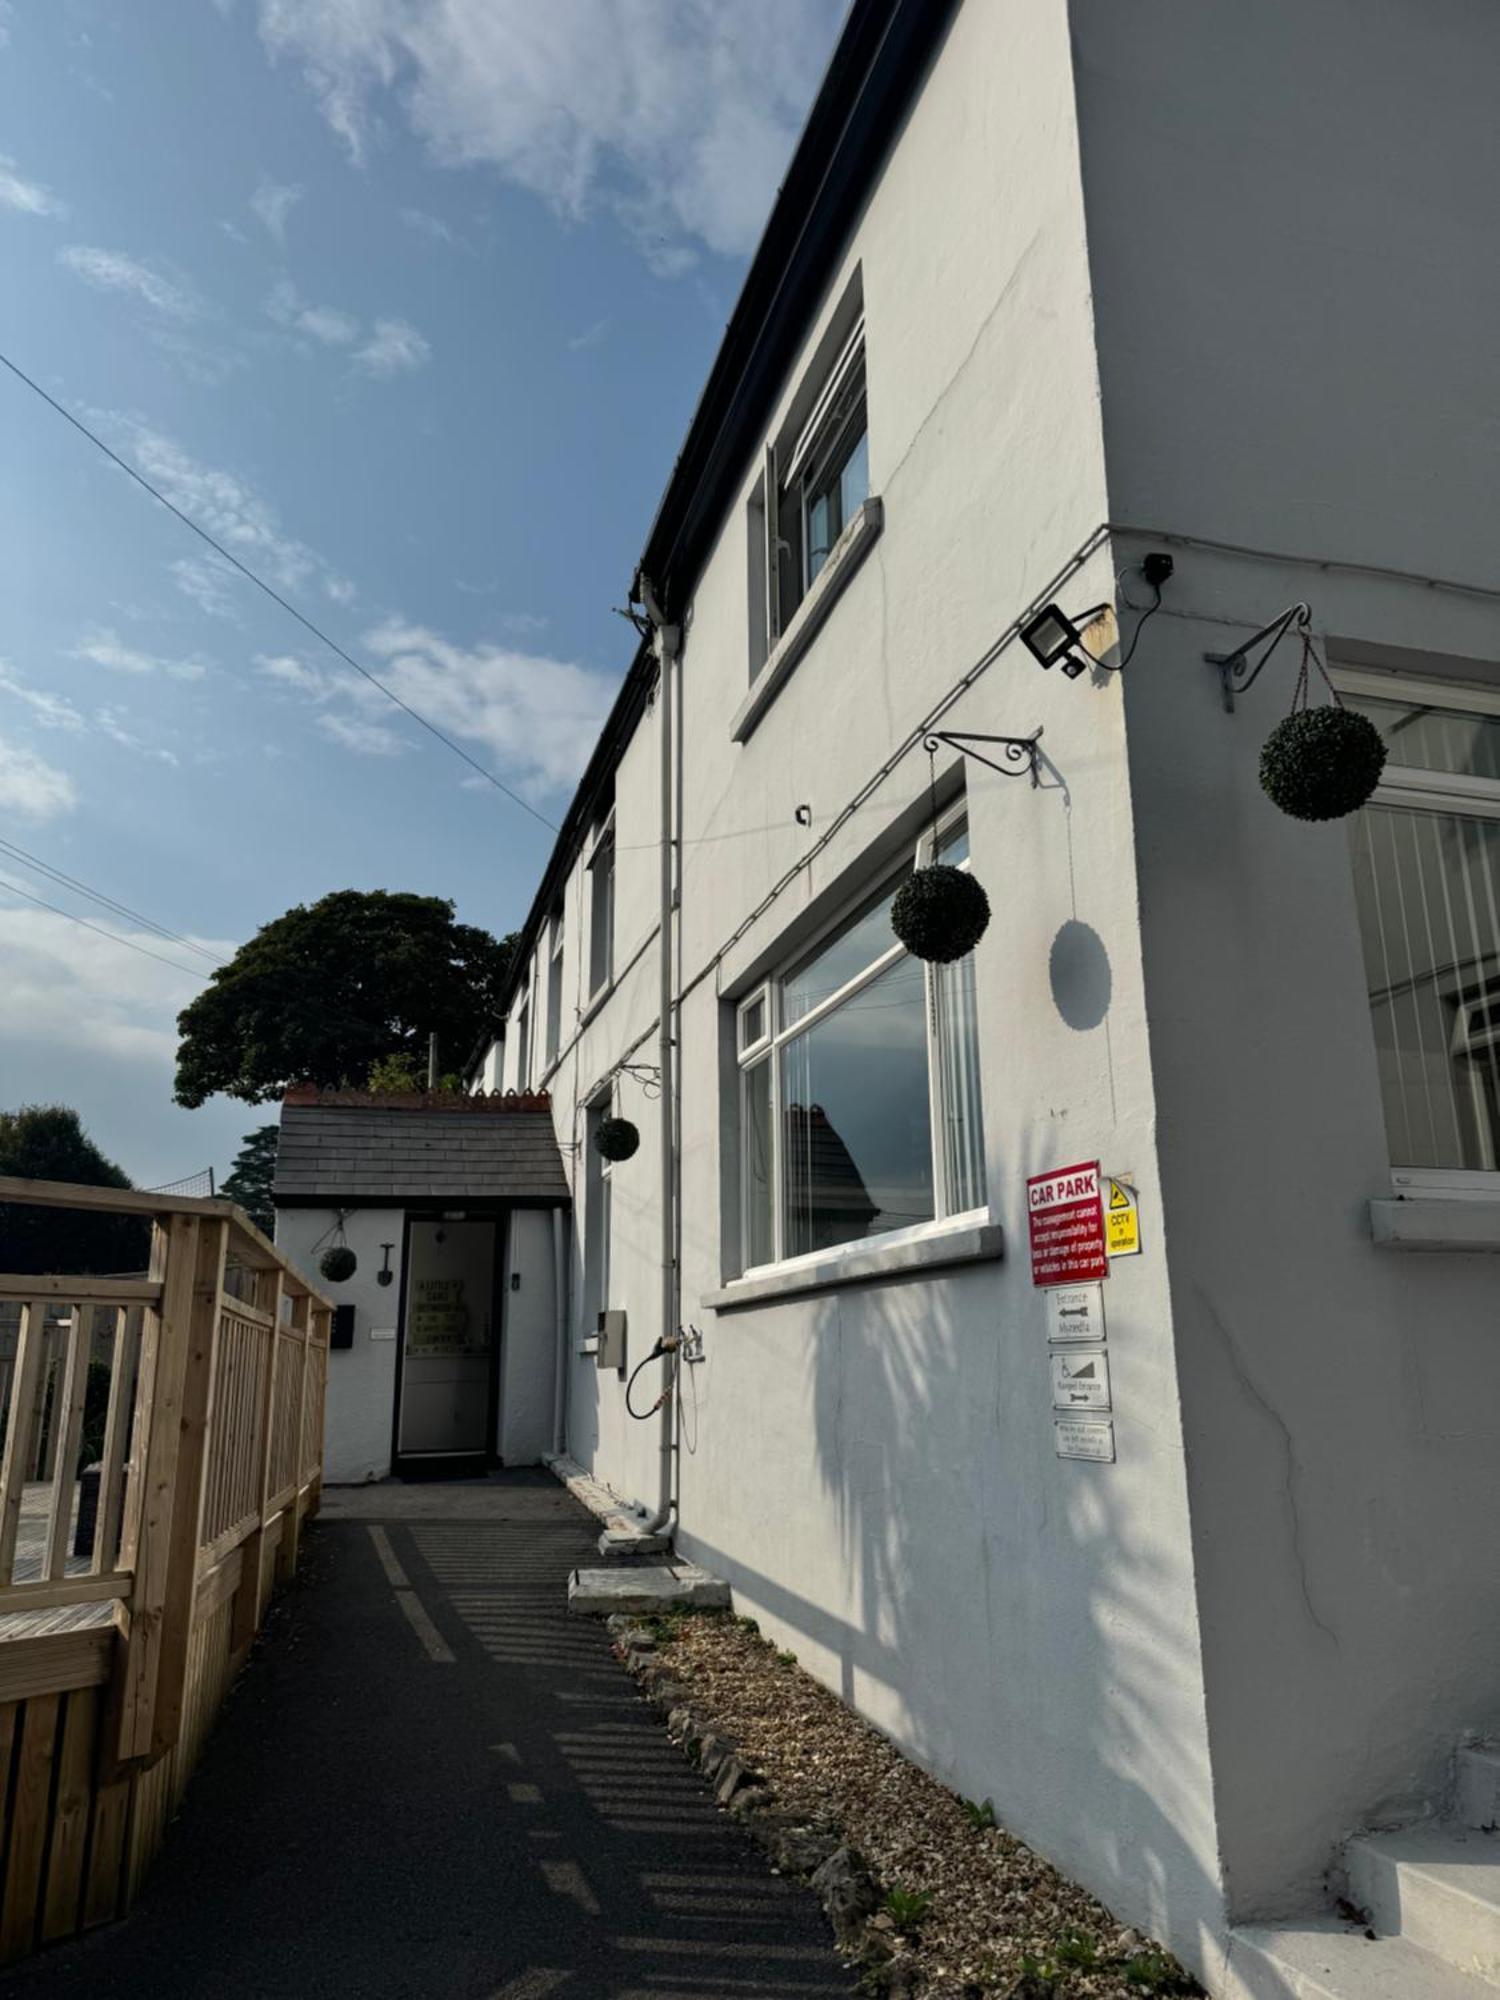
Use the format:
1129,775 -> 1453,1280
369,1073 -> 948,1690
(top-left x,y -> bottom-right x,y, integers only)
218,1125 -> 279,1236
0,1105 -> 149,1274
174,890 -> 515,1107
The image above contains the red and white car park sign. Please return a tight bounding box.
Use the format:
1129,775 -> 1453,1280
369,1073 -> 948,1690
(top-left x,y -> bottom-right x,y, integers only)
1027,1160 -> 1109,1287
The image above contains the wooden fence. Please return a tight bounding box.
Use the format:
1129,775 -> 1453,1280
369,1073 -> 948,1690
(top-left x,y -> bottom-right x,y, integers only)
0,1177 -> 330,1963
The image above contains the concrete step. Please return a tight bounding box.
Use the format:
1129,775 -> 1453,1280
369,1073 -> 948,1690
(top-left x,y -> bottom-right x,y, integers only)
1459,1749 -> 1500,1832
567,1561 -> 730,1617
1231,1921 -> 1500,1999
1345,1826 -> 1500,1986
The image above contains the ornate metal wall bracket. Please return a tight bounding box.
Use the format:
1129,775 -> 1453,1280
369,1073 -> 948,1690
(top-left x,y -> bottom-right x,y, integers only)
1206,603 -> 1312,713
924,729 -> 1043,787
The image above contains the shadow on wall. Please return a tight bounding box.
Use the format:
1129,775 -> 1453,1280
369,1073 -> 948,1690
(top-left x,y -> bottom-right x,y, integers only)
687,1126 -> 1233,1989
1050,919 -> 1113,1032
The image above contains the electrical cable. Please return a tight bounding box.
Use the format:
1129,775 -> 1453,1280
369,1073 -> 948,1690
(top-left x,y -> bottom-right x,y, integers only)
0,869 -> 211,980
624,1338 -> 670,1420
0,835 -> 227,965
0,348 -> 559,835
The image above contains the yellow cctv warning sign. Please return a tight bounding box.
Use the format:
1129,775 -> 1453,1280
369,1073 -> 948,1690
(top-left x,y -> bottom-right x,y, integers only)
1105,1177 -> 1140,1258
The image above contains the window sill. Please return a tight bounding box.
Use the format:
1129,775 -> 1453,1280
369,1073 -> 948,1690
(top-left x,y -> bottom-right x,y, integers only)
1370,1198 -> 1500,1253
703,1215 -> 1003,1311
578,981 -> 614,1030
731,496 -> 883,746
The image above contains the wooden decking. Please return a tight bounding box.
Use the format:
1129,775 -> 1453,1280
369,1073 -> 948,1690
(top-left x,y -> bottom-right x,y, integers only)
0,1177 -> 332,1963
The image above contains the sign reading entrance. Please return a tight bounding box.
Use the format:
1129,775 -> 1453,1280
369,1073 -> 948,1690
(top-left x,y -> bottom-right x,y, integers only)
1027,1160 -> 1108,1287
1105,1175 -> 1141,1259
1050,1348 -> 1111,1413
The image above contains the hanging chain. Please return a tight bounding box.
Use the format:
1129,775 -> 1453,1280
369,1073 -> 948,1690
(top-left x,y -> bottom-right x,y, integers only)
1289,628 -> 1342,714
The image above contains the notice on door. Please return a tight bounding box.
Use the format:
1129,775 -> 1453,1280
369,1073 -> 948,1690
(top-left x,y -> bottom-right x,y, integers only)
1027,1161 -> 1108,1287
407,1278 -> 477,1356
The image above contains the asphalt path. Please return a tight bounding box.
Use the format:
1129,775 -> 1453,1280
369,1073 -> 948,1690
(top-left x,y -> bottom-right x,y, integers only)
1,1471 -> 849,1999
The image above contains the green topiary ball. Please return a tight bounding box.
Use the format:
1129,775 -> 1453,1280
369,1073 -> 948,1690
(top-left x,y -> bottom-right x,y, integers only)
891,864 -> 991,963
595,1116 -> 640,1163
319,1245 -> 357,1283
1259,706 -> 1387,822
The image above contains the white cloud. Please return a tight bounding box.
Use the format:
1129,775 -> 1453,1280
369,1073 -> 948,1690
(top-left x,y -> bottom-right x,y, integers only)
0,153 -> 66,218
265,276 -> 359,346
72,628 -> 209,683
354,316 -> 430,376
170,554 -> 240,619
567,315 -> 610,352
259,623 -> 614,797
58,245 -> 199,317
363,619 -> 614,795
249,177 -> 302,243
255,0 -> 843,269
0,735 -> 77,822
399,205 -> 463,248
94,705 -> 180,765
317,709 -> 406,756
0,665 -> 85,732
0,900 -> 223,1067
101,417 -> 323,597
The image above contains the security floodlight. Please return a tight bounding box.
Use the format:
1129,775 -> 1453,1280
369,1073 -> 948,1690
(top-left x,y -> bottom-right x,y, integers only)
1021,604 -> 1083,670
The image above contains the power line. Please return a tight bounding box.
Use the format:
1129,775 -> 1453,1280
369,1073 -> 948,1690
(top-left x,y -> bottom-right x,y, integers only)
0,835 -> 227,966
0,870 -> 210,981
0,348 -> 560,835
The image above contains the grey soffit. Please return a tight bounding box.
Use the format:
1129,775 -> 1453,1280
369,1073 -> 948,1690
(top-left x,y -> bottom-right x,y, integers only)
273,1107 -> 570,1204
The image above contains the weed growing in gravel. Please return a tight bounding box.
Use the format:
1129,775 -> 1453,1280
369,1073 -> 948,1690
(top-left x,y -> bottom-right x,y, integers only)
776,1648 -> 797,1666
882,1885 -> 933,1932
1123,1948 -> 1198,1992
961,1796 -> 998,1831
1054,1930 -> 1100,1970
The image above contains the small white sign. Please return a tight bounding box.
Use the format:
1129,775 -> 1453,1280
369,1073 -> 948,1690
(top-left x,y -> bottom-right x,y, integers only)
1046,1282 -> 1105,1345
1050,1347 -> 1111,1413
1055,1416 -> 1115,1462
369,1326 -> 397,1342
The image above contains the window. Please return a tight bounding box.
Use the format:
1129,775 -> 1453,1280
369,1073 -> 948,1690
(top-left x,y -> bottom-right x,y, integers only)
545,907 -> 564,1070
736,805 -> 987,1270
515,996 -> 531,1091
588,819 -> 615,998
766,319 -> 868,648
583,1094 -> 614,1324
1342,671 -> 1500,1179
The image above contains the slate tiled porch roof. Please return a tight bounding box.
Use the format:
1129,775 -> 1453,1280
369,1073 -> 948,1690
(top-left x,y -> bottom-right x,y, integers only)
273,1087 -> 570,1206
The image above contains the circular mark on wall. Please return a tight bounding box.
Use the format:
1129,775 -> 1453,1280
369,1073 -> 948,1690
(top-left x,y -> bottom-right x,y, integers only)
1049,920 -> 1112,1031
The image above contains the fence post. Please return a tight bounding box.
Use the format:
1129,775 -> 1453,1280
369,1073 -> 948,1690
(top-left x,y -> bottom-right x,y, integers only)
229,1270 -> 283,1661
275,1293 -> 311,1586
112,1214 -> 228,1764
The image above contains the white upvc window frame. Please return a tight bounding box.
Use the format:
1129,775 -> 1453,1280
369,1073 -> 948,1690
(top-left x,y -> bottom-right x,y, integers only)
586,812 -> 616,1002
767,315 -> 868,648
545,906 -> 565,1071
1337,664 -> 1500,1198
734,798 -> 987,1276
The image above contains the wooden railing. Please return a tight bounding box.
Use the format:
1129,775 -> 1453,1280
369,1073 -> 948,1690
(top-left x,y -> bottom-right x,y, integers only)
0,1178 -> 331,1962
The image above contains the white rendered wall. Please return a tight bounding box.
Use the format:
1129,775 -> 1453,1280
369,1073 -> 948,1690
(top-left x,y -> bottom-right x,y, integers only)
274,1206 -> 404,1484
499,1209 -> 557,1465
534,0 -> 1227,1974
1070,0 -> 1500,1924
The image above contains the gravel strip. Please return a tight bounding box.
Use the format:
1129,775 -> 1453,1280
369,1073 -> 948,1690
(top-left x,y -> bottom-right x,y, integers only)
618,1608 -> 1202,2000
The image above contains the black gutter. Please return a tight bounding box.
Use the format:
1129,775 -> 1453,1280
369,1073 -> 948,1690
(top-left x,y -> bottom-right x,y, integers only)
487,0 -> 958,1029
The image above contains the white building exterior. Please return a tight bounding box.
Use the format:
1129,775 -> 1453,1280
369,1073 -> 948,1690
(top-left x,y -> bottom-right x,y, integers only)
478,2 -> 1500,1989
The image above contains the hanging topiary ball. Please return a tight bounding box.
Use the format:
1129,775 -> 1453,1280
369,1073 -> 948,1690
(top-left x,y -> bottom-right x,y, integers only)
595,1116 -> 640,1163
1259,705 -> 1387,822
319,1245 -> 357,1284
891,864 -> 991,963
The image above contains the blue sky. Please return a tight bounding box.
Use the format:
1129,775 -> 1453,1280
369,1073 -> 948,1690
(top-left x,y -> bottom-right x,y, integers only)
0,0 -> 845,1187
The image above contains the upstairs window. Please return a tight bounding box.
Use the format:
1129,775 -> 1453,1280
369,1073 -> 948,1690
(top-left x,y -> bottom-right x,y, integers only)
736,802 -> 986,1270
515,996 -> 531,1091
766,318 -> 868,647
545,907 -> 564,1069
1342,670 -> 1500,1179
588,818 -> 615,999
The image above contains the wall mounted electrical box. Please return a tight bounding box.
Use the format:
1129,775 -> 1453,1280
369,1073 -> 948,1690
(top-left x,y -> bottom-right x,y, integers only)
331,1303 -> 356,1350
596,1310 -> 627,1373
